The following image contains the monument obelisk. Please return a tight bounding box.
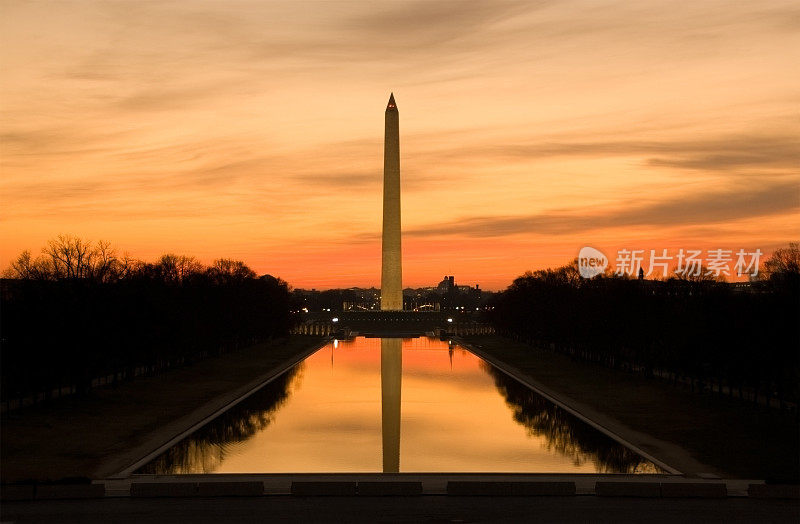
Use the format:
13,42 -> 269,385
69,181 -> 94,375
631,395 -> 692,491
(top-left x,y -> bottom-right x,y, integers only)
381,93 -> 402,310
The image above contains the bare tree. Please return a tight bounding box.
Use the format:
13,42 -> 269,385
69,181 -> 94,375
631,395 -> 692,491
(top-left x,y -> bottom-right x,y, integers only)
762,242 -> 800,280
4,250 -> 51,280
117,252 -> 140,280
3,236 -> 132,282
43,234 -> 94,279
157,254 -> 203,283
207,259 -> 257,283
91,240 -> 119,282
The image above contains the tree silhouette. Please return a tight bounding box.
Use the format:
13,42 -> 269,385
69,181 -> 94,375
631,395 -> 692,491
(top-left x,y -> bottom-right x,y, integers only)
1,236 -> 292,407
489,245 -> 800,411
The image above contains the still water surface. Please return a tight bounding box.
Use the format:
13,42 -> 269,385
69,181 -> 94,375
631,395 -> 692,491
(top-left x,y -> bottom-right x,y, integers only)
138,337 -> 661,474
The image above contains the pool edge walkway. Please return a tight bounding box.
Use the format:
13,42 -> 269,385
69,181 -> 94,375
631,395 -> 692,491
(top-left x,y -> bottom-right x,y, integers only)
455,336 -> 722,478
99,337 -> 331,479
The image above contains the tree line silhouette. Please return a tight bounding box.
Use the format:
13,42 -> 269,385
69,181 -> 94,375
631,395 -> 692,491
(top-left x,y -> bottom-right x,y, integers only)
488,244 -> 800,412
1,235 -> 291,408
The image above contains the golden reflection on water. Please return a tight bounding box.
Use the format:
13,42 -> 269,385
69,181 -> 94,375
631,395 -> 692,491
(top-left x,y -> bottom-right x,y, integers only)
139,337 -> 662,474
381,338 -> 402,473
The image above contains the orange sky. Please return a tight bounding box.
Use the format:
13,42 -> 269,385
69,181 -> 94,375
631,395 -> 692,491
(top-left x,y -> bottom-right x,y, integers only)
1,1 -> 798,290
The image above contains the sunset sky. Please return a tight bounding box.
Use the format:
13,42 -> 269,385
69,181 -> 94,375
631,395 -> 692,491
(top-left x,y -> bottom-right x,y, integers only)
1,0 -> 798,289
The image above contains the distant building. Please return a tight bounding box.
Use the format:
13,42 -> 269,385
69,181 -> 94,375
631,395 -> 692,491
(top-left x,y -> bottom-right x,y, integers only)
437,275 -> 455,293
730,281 -> 760,293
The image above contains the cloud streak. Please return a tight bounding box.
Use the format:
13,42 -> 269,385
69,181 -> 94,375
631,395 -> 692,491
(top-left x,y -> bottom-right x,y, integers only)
405,180 -> 800,238
419,132 -> 800,172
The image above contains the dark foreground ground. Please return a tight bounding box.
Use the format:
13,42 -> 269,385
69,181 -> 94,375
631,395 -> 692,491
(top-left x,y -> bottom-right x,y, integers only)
1,336 -> 324,481
3,495 -> 799,524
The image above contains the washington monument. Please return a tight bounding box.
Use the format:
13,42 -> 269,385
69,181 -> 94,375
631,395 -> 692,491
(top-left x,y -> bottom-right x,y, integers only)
381,93 -> 402,310
380,93 -> 403,472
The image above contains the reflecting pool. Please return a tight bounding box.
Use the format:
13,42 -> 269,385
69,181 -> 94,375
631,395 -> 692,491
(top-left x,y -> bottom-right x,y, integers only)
137,337 -> 662,474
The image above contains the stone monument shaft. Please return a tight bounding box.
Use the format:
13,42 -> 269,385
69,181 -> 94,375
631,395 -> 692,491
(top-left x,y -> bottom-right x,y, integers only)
381,93 -> 402,310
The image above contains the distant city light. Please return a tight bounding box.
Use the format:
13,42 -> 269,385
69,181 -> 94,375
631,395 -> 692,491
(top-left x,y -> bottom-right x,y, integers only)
332,317 -> 339,323
447,318 -> 453,323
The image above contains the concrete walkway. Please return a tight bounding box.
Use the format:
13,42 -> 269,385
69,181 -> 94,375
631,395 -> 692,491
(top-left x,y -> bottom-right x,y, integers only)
458,339 -> 713,477
105,339 -> 327,478
457,335 -> 799,481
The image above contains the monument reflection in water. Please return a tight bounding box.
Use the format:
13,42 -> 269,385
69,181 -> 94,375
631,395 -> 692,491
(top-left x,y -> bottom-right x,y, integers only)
138,337 -> 662,474
381,338 -> 401,473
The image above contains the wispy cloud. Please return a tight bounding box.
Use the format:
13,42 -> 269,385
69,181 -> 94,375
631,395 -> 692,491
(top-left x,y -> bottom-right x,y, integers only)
292,172 -> 379,189
419,132 -> 800,172
346,1 -> 536,47
405,179 -> 800,238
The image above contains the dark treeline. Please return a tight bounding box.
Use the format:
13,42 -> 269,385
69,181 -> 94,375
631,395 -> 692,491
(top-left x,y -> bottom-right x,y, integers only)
1,235 -> 291,407
488,244 -> 800,411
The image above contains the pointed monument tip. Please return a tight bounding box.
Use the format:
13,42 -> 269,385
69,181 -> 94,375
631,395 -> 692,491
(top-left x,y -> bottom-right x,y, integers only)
386,93 -> 396,110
